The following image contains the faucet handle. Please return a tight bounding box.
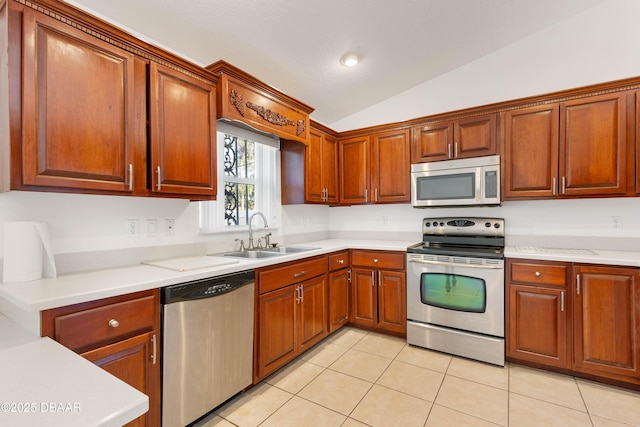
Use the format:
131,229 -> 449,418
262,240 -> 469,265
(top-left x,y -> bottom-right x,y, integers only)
234,238 -> 246,252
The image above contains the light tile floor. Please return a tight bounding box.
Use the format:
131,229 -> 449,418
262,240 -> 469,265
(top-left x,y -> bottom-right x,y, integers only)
195,327 -> 640,427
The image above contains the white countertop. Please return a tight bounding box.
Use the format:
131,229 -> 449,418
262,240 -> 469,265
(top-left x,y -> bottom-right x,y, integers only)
0,314 -> 147,427
504,245 -> 640,266
0,239 -> 413,313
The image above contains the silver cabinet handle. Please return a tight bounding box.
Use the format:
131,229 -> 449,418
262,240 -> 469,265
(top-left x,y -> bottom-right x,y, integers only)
374,188 -> 378,202
295,285 -> 301,304
561,176 -> 566,195
576,274 -> 581,294
294,271 -> 307,278
338,259 -> 344,265
378,271 -> 382,286
454,142 -> 459,158
347,269 -> 351,283
535,271 -> 541,277
373,258 -> 379,264
560,291 -> 565,312
448,143 -> 452,159
108,319 -> 120,328
156,166 -> 162,191
151,334 -> 157,365
371,271 -> 375,286
128,164 -> 133,190
552,177 -> 556,196
300,284 -> 304,303
365,188 -> 368,202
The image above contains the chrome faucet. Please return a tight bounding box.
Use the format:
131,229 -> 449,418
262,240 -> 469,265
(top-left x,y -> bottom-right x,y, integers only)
248,212 -> 268,250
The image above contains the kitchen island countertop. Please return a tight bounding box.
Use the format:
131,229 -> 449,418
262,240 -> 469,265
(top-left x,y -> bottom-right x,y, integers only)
0,314 -> 147,427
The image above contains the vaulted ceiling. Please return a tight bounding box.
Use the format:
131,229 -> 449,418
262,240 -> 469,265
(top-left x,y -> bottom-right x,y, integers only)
68,0 -> 605,126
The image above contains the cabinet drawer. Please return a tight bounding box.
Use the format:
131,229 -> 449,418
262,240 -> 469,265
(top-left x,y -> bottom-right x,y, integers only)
54,295 -> 156,352
510,261 -> 568,287
351,250 -> 405,270
329,251 -> 349,272
259,256 -> 328,294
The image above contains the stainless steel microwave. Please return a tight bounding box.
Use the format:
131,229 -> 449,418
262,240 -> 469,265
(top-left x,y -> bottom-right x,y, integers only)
411,155 -> 500,207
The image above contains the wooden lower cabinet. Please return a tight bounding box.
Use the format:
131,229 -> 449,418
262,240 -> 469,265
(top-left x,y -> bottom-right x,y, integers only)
507,259 -> 640,387
350,250 -> 406,335
255,257 -> 328,381
573,265 -> 640,382
328,251 -> 350,333
41,289 -> 160,427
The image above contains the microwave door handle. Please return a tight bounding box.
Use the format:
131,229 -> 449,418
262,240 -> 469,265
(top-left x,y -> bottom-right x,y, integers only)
476,169 -> 482,202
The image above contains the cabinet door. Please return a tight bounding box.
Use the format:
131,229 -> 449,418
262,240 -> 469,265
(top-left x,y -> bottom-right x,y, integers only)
305,130 -> 339,204
371,129 -> 411,203
507,284 -> 570,368
323,134 -> 339,203
258,286 -> 297,379
350,268 -> 377,327
150,62 -> 216,198
411,122 -> 453,163
454,114 -> 497,159
377,270 -> 406,334
306,129 -> 325,202
339,135 -> 369,204
21,9 -> 144,193
503,104 -> 560,199
329,268 -> 350,333
560,92 -> 628,196
82,332 -> 159,427
573,266 -> 640,381
298,276 -> 328,352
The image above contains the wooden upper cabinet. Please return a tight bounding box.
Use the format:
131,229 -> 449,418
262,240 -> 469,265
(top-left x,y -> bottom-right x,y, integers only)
20,8 -> 145,193
339,135 -> 369,204
306,125 -> 338,204
504,91 -> 633,200
455,115 -> 498,159
371,128 -> 411,203
411,114 -> 497,163
503,104 -> 560,199
339,128 -> 410,205
208,61 -> 313,144
411,122 -> 453,163
149,62 -> 217,198
560,92 -> 629,196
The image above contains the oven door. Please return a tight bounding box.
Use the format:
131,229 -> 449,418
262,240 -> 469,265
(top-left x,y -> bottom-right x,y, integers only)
406,253 -> 504,337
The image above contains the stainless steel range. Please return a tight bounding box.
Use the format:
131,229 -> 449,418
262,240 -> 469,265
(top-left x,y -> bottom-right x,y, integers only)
406,217 -> 505,366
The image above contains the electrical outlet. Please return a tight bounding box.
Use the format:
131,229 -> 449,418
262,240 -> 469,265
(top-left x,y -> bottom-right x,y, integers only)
127,219 -> 139,237
611,216 -> 623,229
165,219 -> 175,236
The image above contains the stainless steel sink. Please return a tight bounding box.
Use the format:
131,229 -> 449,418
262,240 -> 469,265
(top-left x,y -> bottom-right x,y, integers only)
221,250 -> 282,259
261,246 -> 320,254
220,246 -> 319,259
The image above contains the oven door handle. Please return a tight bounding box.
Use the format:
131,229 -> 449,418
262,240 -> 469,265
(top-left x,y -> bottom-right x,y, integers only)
408,258 -> 503,270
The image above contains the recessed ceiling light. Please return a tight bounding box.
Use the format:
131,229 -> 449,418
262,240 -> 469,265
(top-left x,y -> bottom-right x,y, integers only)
340,53 -> 360,67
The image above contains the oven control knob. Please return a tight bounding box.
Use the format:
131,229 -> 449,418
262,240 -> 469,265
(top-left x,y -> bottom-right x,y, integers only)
494,223 -> 501,229
433,222 -> 438,227
485,222 -> 491,228
439,222 -> 444,226
425,223 -> 431,227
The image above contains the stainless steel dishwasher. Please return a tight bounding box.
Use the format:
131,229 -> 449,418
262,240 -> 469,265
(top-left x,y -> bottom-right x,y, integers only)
161,269 -> 255,427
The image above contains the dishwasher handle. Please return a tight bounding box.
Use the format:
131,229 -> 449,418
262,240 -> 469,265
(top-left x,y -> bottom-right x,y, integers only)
162,269 -> 255,304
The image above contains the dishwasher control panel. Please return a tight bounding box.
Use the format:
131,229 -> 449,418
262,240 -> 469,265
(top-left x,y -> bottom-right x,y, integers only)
162,269 -> 255,303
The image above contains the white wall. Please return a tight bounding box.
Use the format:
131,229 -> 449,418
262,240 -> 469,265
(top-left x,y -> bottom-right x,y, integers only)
2,0 -> 639,276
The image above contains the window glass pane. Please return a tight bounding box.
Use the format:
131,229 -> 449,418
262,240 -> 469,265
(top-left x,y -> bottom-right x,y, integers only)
224,182 -> 255,227
223,135 -> 255,179
420,273 -> 486,313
